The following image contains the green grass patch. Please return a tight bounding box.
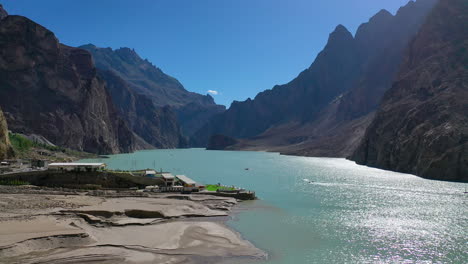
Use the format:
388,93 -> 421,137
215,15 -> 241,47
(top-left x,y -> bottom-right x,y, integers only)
8,132 -> 97,160
206,184 -> 236,192
9,133 -> 34,153
9,133 -> 63,153
0,179 -> 30,186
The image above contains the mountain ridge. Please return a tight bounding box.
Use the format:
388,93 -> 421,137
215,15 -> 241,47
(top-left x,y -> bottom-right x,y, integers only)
0,13 -> 146,154
80,44 -> 226,136
97,69 -> 187,149
193,0 -> 438,159
351,0 -> 468,181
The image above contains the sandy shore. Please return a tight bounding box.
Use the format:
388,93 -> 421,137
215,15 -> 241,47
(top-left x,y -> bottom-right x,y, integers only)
0,186 -> 266,264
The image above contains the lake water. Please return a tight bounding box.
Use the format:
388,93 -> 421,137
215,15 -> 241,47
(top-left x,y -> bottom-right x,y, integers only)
82,149 -> 467,263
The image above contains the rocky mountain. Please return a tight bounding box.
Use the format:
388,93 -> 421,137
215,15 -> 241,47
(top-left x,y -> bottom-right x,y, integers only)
207,135 -> 239,151
80,44 -> 225,136
0,4 -> 7,20
192,24 -> 361,146
97,69 -> 187,149
0,107 -> 13,159
0,14 -> 137,154
351,0 -> 468,181
194,0 -> 437,158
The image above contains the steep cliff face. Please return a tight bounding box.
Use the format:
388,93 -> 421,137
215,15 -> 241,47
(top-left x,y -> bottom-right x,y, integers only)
194,0 -> 437,155
0,4 -> 7,20
98,69 -> 187,148
0,15 -> 136,154
351,0 -> 468,181
80,44 -> 225,136
337,0 -> 438,120
0,107 -> 13,159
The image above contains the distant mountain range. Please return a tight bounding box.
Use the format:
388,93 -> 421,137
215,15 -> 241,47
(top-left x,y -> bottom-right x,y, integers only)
199,0 -> 467,181
194,0 -> 437,153
0,4 -> 223,154
0,0 -> 465,181
79,44 -> 226,136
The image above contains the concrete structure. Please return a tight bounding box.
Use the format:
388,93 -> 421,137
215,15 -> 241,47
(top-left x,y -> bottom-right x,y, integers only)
176,175 -> 197,187
161,173 -> 175,187
48,163 -> 106,172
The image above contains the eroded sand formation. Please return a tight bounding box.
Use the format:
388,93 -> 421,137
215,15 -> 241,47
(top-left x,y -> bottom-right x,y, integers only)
0,186 -> 265,264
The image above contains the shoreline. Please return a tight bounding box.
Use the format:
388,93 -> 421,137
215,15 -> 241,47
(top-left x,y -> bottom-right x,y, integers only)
0,185 -> 267,264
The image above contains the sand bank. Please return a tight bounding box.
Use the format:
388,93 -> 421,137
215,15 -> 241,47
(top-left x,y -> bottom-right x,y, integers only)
0,187 -> 266,264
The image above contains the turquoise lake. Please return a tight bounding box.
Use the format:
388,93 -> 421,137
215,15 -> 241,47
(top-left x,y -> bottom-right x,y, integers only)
82,149 -> 467,264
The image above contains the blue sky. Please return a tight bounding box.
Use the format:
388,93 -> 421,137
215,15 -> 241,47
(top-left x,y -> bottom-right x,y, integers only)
2,0 -> 410,106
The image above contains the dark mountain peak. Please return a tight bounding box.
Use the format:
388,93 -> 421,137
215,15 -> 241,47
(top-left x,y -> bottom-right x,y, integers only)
0,4 -> 8,20
115,47 -> 142,64
334,24 -> 349,34
355,9 -> 394,41
116,47 -> 137,55
79,44 -> 145,65
371,9 -> 393,22
395,0 -> 438,18
396,0 -> 416,15
328,24 -> 354,44
79,43 -> 97,50
0,15 -> 60,56
204,94 -> 216,104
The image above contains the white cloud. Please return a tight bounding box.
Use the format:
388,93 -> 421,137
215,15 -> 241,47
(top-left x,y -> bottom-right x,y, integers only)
207,90 -> 218,95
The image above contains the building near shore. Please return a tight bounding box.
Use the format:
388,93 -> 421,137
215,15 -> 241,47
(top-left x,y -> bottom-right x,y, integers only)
161,173 -> 175,186
176,175 -> 197,187
144,170 -> 157,177
48,163 -> 106,172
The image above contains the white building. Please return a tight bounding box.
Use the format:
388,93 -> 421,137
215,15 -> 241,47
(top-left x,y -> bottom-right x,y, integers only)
145,170 -> 157,177
176,175 -> 197,187
161,173 -> 175,186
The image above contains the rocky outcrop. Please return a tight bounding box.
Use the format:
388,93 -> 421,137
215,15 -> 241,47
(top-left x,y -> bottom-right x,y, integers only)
80,44 -> 225,136
0,4 -> 8,20
351,0 -> 468,181
97,70 -> 187,148
0,108 -> 13,159
0,15 -> 136,154
194,0 -> 437,156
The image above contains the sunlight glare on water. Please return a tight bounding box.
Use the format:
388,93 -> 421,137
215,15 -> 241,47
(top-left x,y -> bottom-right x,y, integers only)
82,149 -> 468,264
